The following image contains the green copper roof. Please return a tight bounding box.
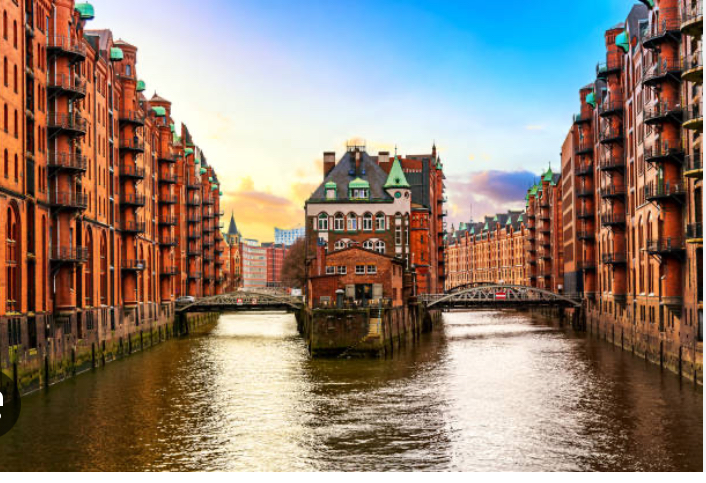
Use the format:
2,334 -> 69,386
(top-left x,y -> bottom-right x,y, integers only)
638,0 -> 654,8
109,47 -> 124,61
75,3 -> 95,20
349,177 -> 370,189
152,106 -> 166,117
543,165 -> 553,182
169,123 -> 175,132
525,192 -> 530,201
470,226 -> 475,234
615,31 -> 629,53
529,185 -> 538,196
324,181 -> 337,189
184,148 -> 194,156
384,157 -> 410,189
219,191 -> 223,196
459,222 -> 467,230
136,80 -> 146,92
200,167 -> 207,175
194,158 -> 200,165
518,214 -> 523,222
586,91 -> 596,108
483,222 -> 489,231
208,177 -> 214,183
435,159 -> 442,170
211,184 -> 218,191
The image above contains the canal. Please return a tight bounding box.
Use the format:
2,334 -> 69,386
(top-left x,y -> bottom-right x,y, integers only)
0,310 -> 702,471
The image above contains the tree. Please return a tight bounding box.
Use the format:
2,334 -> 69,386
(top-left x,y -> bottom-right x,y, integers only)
281,238 -> 306,288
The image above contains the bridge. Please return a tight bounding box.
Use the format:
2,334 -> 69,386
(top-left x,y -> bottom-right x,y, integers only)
176,291 -> 304,313
419,284 -> 581,309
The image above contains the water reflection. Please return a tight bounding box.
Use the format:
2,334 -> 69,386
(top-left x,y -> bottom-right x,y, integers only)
0,310 -> 701,471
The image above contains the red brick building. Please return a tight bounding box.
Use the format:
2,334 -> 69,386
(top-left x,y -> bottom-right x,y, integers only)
262,242 -> 287,288
0,1 -> 224,381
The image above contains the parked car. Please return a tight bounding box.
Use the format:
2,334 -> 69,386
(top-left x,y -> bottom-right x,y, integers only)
176,295 -> 196,305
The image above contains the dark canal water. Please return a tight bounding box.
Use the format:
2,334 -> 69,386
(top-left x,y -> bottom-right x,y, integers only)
0,311 -> 702,471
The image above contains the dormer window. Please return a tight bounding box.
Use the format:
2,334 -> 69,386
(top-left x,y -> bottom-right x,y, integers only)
351,188 -> 368,200
348,178 -> 370,200
324,181 -> 337,200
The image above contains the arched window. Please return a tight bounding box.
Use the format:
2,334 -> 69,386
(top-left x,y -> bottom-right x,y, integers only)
13,153 -> 17,181
12,20 -> 16,47
13,108 -> 17,136
363,239 -> 375,250
375,240 -> 386,254
346,213 -> 357,231
5,204 -> 19,313
362,212 -> 373,231
13,64 -> 16,92
2,58 -> 6,86
3,149 -> 7,176
333,213 -> 344,231
85,228 -> 94,306
334,240 -> 346,251
3,103 -> 7,131
3,11 -> 7,40
375,212 -> 385,231
317,213 -> 328,231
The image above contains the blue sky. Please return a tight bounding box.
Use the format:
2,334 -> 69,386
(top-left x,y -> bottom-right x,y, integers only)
89,0 -> 633,240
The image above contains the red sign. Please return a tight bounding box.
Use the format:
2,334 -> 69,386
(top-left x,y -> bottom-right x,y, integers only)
236,298 -> 243,305
495,291 -> 507,300
252,298 -> 258,305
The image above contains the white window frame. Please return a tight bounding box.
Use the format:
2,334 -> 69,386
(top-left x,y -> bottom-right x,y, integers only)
355,265 -> 365,274
317,213 -> 328,231
375,213 -> 385,231
363,213 -> 373,231
363,239 -> 375,250
338,265 -> 347,275
325,266 -> 335,274
367,265 -> 377,274
333,213 -> 344,231
347,213 -> 357,231
375,240 -> 386,254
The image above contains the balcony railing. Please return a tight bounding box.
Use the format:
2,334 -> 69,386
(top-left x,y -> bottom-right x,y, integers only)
187,214 -> 202,223
643,181 -> 687,201
121,220 -> 146,233
46,35 -> 87,59
596,58 -> 621,79
188,271 -> 202,280
573,112 -> 592,124
642,8 -> 681,48
577,208 -> 594,219
160,236 -> 178,246
119,165 -> 145,179
598,154 -> 625,171
160,194 -> 179,204
159,172 -> 178,184
646,237 -> 685,255
47,112 -> 87,135
121,259 -> 146,271
644,140 -> 684,164
598,126 -> 623,144
159,216 -> 178,226
598,100 -> 623,117
577,231 -> 595,241
161,266 -> 179,276
602,252 -> 627,265
119,110 -> 146,126
686,222 -> 703,241
600,213 -> 626,227
50,245 -> 88,263
684,154 -> 703,178
643,100 -> 682,125
119,139 -> 145,152
186,177 -> 201,189
683,103 -> 703,130
47,152 -> 87,172
682,1 -> 703,32
598,185 -> 626,199
158,154 -> 178,163
577,260 -> 597,271
121,193 -> 146,206
47,74 -> 86,98
188,232 -> 201,239
203,197 -> 215,205
575,142 -> 593,155
682,50 -> 703,83
642,57 -> 682,85
576,186 -> 594,198
49,191 -> 88,210
576,163 -> 594,177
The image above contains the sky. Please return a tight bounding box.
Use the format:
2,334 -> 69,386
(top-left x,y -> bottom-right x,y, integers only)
88,0 -> 634,241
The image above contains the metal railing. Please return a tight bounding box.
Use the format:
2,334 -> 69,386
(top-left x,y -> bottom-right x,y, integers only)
119,139 -> 145,151
47,152 -> 87,171
686,222 -> 703,240
598,185 -> 627,198
119,165 -> 145,178
644,181 -> 687,200
46,35 -> 86,57
646,237 -> 685,253
119,110 -> 145,124
121,259 -> 146,270
50,245 -> 88,262
121,193 -> 146,206
642,57 -> 681,83
49,191 -> 88,209
601,252 -> 627,265
47,74 -> 86,96
47,112 -> 87,133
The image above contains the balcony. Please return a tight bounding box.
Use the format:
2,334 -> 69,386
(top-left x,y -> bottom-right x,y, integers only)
577,208 -> 594,219
119,165 -> 145,180
203,197 -> 215,205
682,51 -> 703,83
47,112 -> 87,136
598,100 -> 623,118
119,139 -> 145,153
598,185 -> 626,199
188,271 -> 202,280
598,154 -> 625,172
47,152 -> 87,173
159,172 -> 179,184
187,246 -> 201,256
644,181 -> 686,202
686,223 -> 703,244
577,260 -> 596,271
642,9 -> 681,49
684,154 -> 703,179
186,177 -> 201,190
160,236 -> 178,247
50,246 -> 88,263
601,252 -> 627,266
643,100 -> 683,126
596,58 -> 621,80
49,191 -> 88,211
158,154 -> 178,163
642,57 -> 682,86
46,35 -> 87,62
121,193 -> 146,207
600,213 -> 626,228
598,126 -> 623,144
575,162 -> 593,176
215,258 -> 224,266
204,254 -> 215,262
203,224 -> 215,233
188,232 -> 201,240
186,197 -> 201,207
119,110 -> 146,126
120,220 -> 146,234
121,259 -> 146,271
681,2 -> 703,38
575,142 -> 593,155
683,103 -> 703,131
188,214 -> 202,223
161,266 -> 179,277
576,186 -> 594,198
644,140 -> 684,165
573,112 -> 592,125
203,211 -> 215,219
159,216 -> 178,226
203,240 -> 214,248
47,74 -> 86,99
577,231 -> 595,241
160,194 -> 179,205
646,237 -> 686,256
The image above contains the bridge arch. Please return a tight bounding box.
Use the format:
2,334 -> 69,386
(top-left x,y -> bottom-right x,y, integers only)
425,284 -> 581,308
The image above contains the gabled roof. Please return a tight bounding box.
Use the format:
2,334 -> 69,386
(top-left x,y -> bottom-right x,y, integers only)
308,150 -> 392,202
227,213 -> 239,236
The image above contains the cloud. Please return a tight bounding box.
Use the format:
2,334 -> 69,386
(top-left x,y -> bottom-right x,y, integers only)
446,169 -> 537,227
525,124 -> 545,131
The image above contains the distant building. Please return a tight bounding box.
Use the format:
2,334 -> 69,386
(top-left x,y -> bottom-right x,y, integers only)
241,240 -> 267,288
262,243 -> 288,287
275,226 -> 305,246
224,214 -> 242,291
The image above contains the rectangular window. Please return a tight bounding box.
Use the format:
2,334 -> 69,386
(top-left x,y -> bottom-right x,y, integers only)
325,266 -> 335,275
395,225 -> 402,246
356,265 -> 365,274
367,265 -> 377,274
338,266 -> 347,275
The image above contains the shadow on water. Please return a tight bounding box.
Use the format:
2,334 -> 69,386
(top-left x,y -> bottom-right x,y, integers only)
0,310 -> 701,471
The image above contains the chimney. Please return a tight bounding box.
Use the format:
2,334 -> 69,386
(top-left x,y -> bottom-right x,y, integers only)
355,149 -> 362,174
378,151 -> 390,166
323,152 -> 335,179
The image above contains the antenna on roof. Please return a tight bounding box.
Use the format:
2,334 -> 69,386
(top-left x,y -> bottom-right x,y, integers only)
394,144 -> 398,157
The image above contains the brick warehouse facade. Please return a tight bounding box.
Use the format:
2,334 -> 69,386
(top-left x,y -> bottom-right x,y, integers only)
560,0 -> 703,380
0,1 -> 225,389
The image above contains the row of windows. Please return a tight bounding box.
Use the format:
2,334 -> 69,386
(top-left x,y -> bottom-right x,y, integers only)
317,212 -> 388,232
325,265 -> 378,275
332,239 -> 386,253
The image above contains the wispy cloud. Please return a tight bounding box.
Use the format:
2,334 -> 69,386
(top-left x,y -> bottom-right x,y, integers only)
525,124 -> 545,131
